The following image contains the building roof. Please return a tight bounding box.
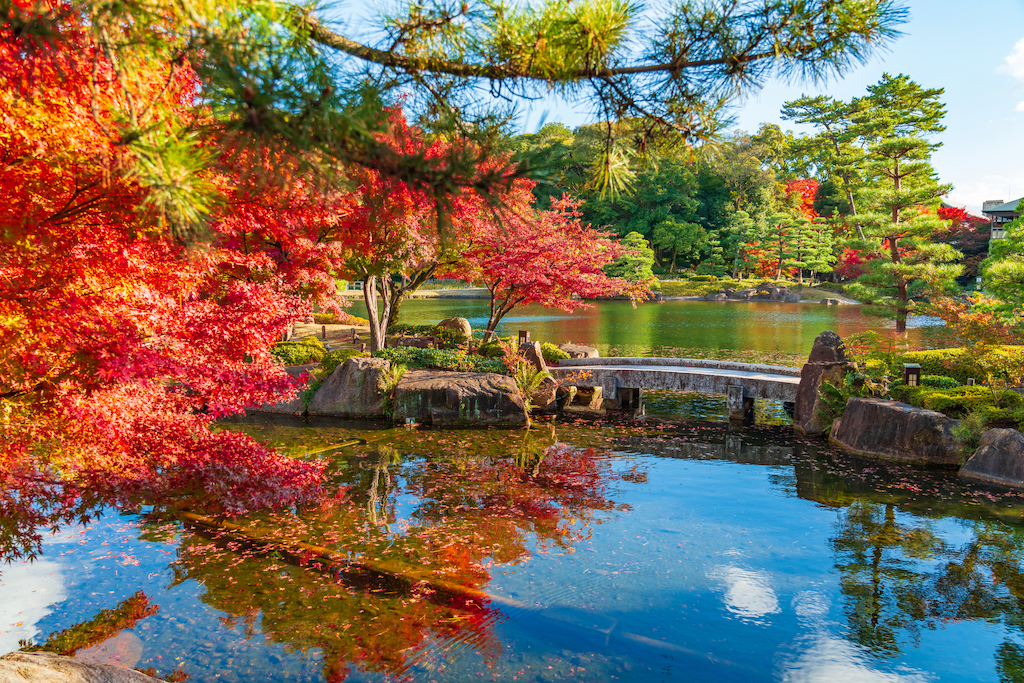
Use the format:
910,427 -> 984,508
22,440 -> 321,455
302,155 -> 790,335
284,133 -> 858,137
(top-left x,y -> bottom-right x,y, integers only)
982,197 -> 1022,214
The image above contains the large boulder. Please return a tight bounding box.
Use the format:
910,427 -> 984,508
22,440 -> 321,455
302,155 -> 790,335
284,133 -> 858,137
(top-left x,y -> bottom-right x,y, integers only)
704,292 -> 728,301
829,397 -> 961,465
793,361 -> 850,436
0,651 -> 161,683
960,429 -> 1024,488
820,298 -> 842,306
558,344 -> 599,359
249,364 -> 316,415
729,288 -> 757,300
437,317 -> 472,340
518,341 -> 548,373
807,330 -> 849,363
392,370 -> 527,425
752,283 -> 800,302
307,357 -> 392,418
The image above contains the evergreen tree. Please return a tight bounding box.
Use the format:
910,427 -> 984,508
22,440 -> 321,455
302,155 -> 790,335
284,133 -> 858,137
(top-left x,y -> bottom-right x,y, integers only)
845,74 -> 962,334
605,231 -> 656,281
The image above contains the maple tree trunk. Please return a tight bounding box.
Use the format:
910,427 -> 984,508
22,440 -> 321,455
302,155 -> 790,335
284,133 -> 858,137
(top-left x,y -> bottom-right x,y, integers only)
384,266 -> 436,332
363,276 -> 392,352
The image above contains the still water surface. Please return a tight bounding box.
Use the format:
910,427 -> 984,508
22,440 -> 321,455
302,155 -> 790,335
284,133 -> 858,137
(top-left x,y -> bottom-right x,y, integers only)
4,418 -> 1024,683
346,298 -> 945,356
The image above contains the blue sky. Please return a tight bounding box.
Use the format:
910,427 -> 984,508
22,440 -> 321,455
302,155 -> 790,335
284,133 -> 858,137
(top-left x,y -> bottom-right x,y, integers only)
517,0 -> 1024,214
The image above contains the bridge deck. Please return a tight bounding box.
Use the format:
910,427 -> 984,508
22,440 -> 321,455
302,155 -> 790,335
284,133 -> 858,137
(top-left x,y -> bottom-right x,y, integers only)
550,358 -> 800,402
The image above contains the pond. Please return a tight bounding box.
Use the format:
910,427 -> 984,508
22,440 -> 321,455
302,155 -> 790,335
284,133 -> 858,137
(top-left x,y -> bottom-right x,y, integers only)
4,416 -> 1024,683
345,298 -> 945,359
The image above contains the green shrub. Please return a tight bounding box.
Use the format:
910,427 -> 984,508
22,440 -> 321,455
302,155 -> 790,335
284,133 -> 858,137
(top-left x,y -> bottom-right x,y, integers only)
373,347 -> 506,374
688,274 -> 716,282
654,281 -> 723,297
477,336 -> 512,358
541,342 -> 570,363
318,348 -> 367,378
921,374 -> 959,389
271,337 -> 326,366
888,385 -> 1019,416
898,348 -> 982,384
387,323 -> 467,349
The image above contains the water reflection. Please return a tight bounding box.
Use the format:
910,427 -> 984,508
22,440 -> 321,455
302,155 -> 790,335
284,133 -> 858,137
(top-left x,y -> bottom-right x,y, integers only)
166,434 -> 641,681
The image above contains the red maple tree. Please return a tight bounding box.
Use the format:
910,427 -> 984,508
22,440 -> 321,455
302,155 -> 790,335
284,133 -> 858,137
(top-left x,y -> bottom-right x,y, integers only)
451,191 -> 645,336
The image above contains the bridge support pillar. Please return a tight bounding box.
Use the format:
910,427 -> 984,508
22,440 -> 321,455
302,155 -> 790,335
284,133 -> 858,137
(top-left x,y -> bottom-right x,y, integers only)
728,385 -> 754,424
618,388 -> 644,416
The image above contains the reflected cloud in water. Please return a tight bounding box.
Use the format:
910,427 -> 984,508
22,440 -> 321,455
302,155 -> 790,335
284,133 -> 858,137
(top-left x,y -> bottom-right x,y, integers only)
711,565 -> 780,622
783,634 -> 931,683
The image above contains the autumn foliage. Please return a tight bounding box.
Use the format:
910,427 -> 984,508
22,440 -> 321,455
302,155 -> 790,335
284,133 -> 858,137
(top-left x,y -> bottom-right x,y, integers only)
0,4 -> 330,557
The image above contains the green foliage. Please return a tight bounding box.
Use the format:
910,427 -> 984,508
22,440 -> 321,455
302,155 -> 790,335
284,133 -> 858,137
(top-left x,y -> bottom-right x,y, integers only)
387,323 -> 468,349
377,363 -> 408,396
477,336 -> 513,358
373,348 -> 506,374
899,348 -> 989,385
605,231 -> 655,281
920,375 -> 959,389
513,363 -> 552,414
952,410 -> 988,459
318,349 -> 367,378
270,337 -> 326,366
541,342 -> 570,363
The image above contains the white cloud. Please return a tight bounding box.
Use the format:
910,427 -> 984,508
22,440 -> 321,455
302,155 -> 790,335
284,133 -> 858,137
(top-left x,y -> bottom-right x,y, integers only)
946,172 -> 1024,215
1016,101 -> 1024,112
1001,37 -> 1024,83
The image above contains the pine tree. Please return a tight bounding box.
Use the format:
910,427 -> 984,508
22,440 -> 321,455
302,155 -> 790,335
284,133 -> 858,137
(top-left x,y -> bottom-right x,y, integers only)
845,74 -> 962,334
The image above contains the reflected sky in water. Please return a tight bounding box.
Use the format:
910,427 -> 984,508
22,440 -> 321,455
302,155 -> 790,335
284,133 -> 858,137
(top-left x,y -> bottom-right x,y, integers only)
4,420 -> 1023,682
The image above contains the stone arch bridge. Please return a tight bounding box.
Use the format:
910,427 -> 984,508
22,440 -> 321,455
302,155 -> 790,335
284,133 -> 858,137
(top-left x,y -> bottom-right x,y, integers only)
550,357 -> 801,421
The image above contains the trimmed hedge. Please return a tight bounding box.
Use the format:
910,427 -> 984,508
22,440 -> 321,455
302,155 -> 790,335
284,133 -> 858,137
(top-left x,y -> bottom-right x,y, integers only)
373,347 -> 506,374
271,337 -> 326,366
889,384 -> 1023,417
898,346 -> 1024,384
921,374 -> 959,389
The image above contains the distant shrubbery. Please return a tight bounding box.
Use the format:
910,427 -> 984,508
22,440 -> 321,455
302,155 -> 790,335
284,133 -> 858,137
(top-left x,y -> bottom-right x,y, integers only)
387,323 -> 467,349
313,312 -> 369,325
271,337 -> 326,366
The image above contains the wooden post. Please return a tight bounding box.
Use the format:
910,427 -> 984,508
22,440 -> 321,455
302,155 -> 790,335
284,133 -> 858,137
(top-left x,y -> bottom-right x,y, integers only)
322,325 -> 327,341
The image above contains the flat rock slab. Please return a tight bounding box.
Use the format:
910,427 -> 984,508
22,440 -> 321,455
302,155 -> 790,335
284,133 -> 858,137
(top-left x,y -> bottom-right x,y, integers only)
307,357 -> 392,418
393,370 -> 527,425
0,651 -> 161,683
960,428 -> 1024,488
558,344 -> 599,359
830,397 -> 961,466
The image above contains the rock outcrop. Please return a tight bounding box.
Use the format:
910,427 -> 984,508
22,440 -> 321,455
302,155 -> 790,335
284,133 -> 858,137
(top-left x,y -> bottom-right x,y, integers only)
820,298 -> 842,305
558,344 -> 599,359
437,317 -> 472,339
794,362 -> 849,436
794,331 -> 851,436
703,283 -> 801,303
960,429 -> 1024,488
0,651 -> 161,683
306,357 -> 392,418
518,342 -> 558,412
807,330 -> 848,363
392,370 -> 527,425
829,397 -> 961,465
